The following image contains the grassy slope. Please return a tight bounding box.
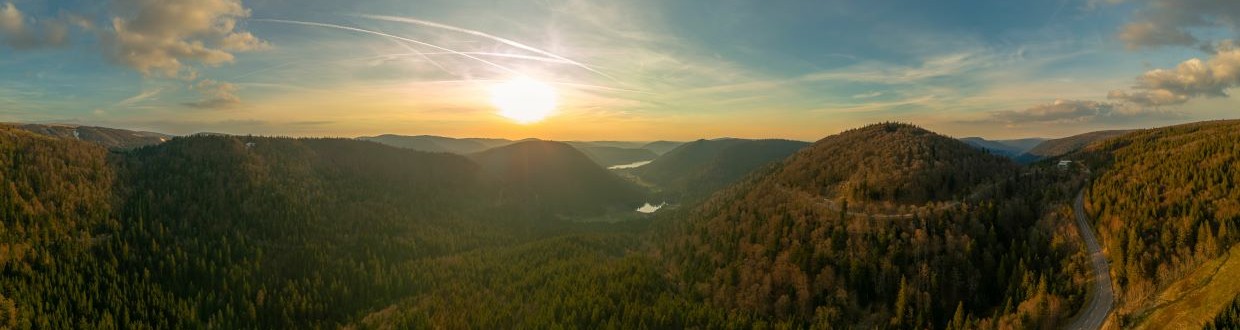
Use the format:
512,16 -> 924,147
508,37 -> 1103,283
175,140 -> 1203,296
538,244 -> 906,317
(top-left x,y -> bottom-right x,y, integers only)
1132,244 -> 1240,329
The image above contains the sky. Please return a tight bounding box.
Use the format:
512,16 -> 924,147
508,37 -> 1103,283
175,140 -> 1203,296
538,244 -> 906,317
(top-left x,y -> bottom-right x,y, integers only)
1,0 -> 1239,141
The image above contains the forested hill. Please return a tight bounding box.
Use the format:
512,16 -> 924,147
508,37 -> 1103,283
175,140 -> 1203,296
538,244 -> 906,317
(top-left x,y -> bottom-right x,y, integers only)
662,122 -> 1088,328
960,137 -> 1045,159
633,138 -> 809,200
0,133 -> 655,328
357,134 -> 513,154
1076,120 -> 1240,324
13,123 -> 170,149
772,122 -> 1017,205
1016,129 -> 1134,163
470,140 -> 646,215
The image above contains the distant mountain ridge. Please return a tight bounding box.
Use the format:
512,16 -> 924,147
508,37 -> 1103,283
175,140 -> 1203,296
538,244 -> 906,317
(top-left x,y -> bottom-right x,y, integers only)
469,140 -> 646,215
11,123 -> 171,149
361,134 -> 675,167
960,137 -> 1045,159
633,138 -> 809,199
358,134 -> 513,154
1015,129 -> 1135,163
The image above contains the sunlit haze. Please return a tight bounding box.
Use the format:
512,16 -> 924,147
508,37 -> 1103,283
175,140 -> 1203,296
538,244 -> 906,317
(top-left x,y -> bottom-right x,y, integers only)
490,77 -> 557,124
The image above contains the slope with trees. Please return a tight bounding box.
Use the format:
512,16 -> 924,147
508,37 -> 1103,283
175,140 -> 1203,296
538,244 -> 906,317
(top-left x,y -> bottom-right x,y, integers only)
15,123 -> 170,149
565,143 -> 659,167
634,138 -> 809,200
960,137 -> 1045,159
662,123 -> 1090,328
1016,130 -> 1134,163
471,140 -> 646,216
358,134 -> 514,154
1077,120 -> 1240,325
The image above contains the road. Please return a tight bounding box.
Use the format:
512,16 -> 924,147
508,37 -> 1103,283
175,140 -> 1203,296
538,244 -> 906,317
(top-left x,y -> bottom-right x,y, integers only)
1066,190 -> 1114,330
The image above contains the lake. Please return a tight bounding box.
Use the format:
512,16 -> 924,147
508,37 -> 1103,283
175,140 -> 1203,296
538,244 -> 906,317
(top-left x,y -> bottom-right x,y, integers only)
636,202 -> 666,214
608,160 -> 653,170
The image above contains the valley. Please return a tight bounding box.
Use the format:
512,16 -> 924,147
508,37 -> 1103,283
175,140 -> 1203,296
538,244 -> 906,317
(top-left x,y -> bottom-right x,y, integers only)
0,120 -> 1236,328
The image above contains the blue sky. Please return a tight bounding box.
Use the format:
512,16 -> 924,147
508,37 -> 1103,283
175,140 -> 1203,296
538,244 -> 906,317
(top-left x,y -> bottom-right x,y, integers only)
1,0 -> 1238,140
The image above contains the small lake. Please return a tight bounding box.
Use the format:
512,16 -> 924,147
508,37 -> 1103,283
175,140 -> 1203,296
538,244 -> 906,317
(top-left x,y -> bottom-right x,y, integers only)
608,160 -> 653,170
636,202 -> 666,214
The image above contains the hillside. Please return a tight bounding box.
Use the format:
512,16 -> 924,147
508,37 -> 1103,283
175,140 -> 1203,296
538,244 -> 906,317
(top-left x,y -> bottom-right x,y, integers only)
0,132 -> 582,328
1076,120 -> 1240,326
634,138 -> 808,199
960,137 -> 1045,159
471,141 -> 646,215
359,134 -> 513,154
641,140 -> 685,155
662,123 -> 1088,328
0,126 -> 119,329
574,145 -> 658,167
1016,129 -> 1134,163
14,123 -> 170,149
773,123 -> 1018,204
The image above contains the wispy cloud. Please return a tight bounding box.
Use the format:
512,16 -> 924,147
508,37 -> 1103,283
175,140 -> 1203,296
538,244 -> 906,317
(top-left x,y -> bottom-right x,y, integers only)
184,79 -> 240,109
116,88 -> 163,107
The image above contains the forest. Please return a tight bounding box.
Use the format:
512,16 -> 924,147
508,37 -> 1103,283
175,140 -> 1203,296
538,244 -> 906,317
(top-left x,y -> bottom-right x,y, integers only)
1078,120 -> 1240,325
0,121 -> 1236,328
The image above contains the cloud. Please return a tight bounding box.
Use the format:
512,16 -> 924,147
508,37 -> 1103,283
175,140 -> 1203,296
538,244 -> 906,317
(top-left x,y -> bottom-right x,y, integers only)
104,0 -> 269,78
1107,47 -> 1240,106
1117,0 -> 1240,49
0,2 -> 69,49
990,99 -> 1129,124
851,91 -> 883,99
116,88 -> 163,107
184,79 -> 240,109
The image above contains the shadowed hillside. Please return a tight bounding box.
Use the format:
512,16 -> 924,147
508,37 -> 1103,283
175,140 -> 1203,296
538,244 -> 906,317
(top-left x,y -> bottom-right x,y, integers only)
1016,129 -> 1134,163
471,140 -> 646,215
960,137 -> 1045,159
635,138 -> 808,199
641,140 -> 685,155
563,142 -> 659,167
358,134 -> 513,154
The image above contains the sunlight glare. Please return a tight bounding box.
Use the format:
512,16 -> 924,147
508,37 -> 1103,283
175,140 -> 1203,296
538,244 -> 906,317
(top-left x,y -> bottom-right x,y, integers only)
490,76 -> 557,124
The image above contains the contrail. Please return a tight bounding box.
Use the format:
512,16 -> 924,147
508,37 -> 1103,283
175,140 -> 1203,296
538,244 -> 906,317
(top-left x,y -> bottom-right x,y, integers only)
387,37 -> 451,74
354,14 -> 619,82
374,52 -> 571,64
410,78 -> 651,94
253,19 -> 519,75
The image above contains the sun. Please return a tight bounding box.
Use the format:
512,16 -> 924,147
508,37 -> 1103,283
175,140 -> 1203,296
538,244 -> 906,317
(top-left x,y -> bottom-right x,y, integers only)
489,76 -> 557,124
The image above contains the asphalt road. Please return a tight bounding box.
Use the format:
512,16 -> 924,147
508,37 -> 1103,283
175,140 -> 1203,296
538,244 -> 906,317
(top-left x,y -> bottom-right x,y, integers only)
1066,190 -> 1114,330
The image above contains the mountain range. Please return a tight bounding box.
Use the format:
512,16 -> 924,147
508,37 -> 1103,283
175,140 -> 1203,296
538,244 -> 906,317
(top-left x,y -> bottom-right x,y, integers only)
2,120 -> 1238,328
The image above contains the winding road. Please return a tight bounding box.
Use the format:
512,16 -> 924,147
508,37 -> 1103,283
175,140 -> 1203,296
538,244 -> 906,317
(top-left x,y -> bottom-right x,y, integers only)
1066,190 -> 1114,330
